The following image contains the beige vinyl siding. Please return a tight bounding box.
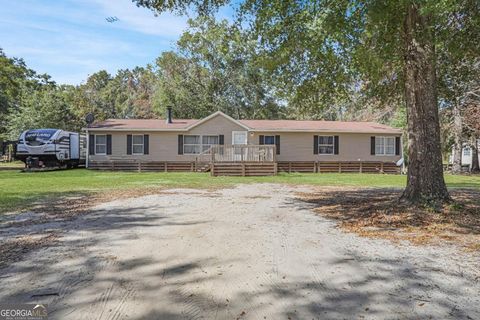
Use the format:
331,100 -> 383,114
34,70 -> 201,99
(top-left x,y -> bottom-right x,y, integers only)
89,114 -> 248,162
187,114 -> 246,142
249,132 -> 401,162
90,131 -> 401,162
88,113 -> 401,163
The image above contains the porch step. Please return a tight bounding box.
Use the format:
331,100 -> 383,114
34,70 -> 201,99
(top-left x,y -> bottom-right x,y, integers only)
212,162 -> 277,176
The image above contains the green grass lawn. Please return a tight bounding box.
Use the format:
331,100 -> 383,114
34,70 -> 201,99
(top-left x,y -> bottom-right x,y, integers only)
1,169 -> 479,213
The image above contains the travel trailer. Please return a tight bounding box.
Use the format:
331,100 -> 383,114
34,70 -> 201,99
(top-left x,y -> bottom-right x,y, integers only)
16,129 -> 86,168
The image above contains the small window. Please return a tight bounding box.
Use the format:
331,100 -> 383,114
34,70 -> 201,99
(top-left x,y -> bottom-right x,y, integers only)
264,135 -> 276,145
132,134 -> 144,155
95,135 -> 106,155
463,148 -> 471,157
375,136 -> 395,155
202,135 -> 219,152
184,135 -> 201,154
318,136 -> 334,154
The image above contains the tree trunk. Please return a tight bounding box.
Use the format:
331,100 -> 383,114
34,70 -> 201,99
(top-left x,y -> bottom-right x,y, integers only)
400,3 -> 451,204
471,136 -> 480,173
451,102 -> 463,174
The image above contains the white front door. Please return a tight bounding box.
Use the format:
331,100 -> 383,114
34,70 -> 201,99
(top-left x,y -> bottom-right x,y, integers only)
232,131 -> 247,161
232,131 -> 247,145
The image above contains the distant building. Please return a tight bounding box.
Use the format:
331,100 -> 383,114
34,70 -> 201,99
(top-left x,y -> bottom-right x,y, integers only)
450,139 -> 480,168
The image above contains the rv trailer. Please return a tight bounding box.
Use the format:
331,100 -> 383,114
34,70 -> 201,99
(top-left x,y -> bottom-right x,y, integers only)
16,129 -> 86,168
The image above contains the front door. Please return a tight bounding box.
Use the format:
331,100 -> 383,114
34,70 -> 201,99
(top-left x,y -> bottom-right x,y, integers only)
232,131 -> 247,161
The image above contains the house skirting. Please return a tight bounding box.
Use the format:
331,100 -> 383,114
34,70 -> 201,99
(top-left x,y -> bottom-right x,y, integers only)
88,160 -> 204,172
88,160 -> 400,175
211,162 -> 277,176
278,161 -> 400,174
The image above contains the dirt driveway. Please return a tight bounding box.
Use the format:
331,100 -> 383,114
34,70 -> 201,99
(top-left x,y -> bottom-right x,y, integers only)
1,184 -> 479,319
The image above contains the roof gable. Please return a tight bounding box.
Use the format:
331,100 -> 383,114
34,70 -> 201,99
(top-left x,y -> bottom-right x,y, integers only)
186,111 -> 250,131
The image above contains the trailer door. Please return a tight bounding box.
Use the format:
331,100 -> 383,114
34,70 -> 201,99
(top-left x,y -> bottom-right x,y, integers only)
70,134 -> 80,160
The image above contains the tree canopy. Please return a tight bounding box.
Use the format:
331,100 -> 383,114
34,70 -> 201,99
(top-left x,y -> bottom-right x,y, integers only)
132,0 -> 479,204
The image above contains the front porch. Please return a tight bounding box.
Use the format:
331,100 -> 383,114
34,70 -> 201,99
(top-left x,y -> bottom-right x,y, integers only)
198,145 -> 277,176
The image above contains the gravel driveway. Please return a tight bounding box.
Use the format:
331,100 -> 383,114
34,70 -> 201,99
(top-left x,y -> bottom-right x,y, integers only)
0,184 -> 479,319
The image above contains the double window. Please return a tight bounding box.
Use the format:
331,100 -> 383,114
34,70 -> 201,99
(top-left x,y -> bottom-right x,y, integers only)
184,135 -> 219,154
318,136 -> 335,155
463,148 -> 471,157
95,135 -> 107,155
375,136 -> 395,155
132,134 -> 144,155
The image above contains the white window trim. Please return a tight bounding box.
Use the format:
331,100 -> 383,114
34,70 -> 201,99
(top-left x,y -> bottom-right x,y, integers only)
463,147 -> 471,157
375,136 -> 396,156
318,135 -> 335,155
95,134 -> 107,155
183,134 -> 219,155
132,134 -> 144,155
232,131 -> 248,145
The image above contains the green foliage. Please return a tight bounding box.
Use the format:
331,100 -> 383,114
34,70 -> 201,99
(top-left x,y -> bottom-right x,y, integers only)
6,85 -> 80,139
0,48 -> 57,139
155,17 -> 282,119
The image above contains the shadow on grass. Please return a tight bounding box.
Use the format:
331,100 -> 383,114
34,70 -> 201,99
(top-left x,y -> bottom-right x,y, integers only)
297,188 -> 480,249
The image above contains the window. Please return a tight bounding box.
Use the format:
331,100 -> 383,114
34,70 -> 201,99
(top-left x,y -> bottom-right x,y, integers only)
262,135 -> 275,145
318,136 -> 334,154
202,135 -> 219,152
184,135 -> 201,154
463,148 -> 471,157
375,136 -> 395,155
184,135 -> 220,154
132,135 -> 144,155
95,135 -> 106,155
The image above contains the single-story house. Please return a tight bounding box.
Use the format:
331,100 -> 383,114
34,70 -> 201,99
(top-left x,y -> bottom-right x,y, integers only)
85,109 -> 403,175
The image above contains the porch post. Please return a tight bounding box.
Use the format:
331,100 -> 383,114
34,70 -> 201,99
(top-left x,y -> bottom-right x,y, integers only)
85,129 -> 89,168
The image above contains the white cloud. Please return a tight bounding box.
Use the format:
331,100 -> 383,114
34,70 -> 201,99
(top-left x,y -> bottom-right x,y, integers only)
0,0 -> 188,84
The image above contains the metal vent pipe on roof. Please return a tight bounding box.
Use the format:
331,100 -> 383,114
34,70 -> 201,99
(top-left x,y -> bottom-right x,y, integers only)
166,106 -> 173,124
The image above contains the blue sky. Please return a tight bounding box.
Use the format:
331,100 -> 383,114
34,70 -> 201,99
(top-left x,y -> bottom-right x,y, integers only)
0,0 -> 232,85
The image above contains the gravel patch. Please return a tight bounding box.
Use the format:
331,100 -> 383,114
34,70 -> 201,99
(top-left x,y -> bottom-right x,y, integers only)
0,183 -> 478,319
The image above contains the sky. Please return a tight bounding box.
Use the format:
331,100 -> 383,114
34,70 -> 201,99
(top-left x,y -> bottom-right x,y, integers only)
0,0 -> 232,85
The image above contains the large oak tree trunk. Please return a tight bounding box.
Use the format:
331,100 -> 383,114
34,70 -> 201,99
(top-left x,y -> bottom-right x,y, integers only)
401,3 -> 451,204
471,136 -> 480,173
451,103 -> 463,173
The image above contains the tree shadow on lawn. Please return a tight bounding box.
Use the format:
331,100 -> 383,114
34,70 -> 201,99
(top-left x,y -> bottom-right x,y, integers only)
297,188 -> 480,251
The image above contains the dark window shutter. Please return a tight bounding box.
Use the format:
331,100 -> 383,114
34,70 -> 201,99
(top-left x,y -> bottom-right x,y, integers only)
178,135 -> 183,155
275,135 -> 280,155
144,134 -> 149,155
127,134 -> 132,155
371,136 -> 376,155
313,135 -> 319,154
106,134 -> 112,155
89,134 -> 95,155
334,136 -> 339,155
259,135 -> 264,145
395,136 -> 401,155
219,134 -> 224,145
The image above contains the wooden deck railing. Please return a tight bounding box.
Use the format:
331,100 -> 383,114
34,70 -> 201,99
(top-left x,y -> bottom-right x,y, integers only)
210,145 -> 276,163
